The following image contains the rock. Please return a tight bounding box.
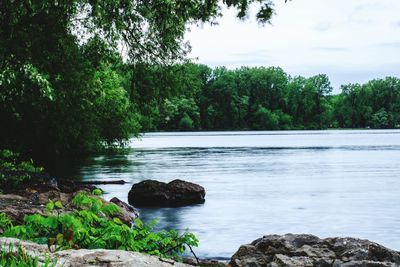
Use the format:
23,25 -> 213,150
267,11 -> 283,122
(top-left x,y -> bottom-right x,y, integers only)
109,197 -> 139,226
0,193 -> 137,227
229,234 -> 400,267
0,194 -> 46,224
128,179 -> 206,207
35,190 -> 72,206
183,257 -> 227,266
0,237 -> 191,267
167,179 -> 206,206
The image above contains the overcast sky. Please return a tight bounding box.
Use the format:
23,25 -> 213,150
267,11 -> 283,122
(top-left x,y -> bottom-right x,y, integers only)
185,0 -> 400,92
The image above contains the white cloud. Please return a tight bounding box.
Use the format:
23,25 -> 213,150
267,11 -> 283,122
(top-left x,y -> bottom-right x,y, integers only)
185,0 -> 400,91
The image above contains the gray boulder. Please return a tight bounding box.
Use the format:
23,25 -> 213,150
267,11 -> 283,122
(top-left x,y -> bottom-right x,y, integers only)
229,234 -> 400,267
0,237 -> 191,267
128,179 -> 205,207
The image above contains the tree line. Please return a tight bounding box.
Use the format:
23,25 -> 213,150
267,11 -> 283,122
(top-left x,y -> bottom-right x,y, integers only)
2,54 -> 400,160
130,63 -> 400,132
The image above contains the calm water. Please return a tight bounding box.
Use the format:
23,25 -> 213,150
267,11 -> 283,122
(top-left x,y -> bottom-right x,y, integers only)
77,130 -> 400,258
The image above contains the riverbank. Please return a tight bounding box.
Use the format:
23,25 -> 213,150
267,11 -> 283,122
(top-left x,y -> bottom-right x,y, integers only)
0,171 -> 205,265
1,175 -> 400,266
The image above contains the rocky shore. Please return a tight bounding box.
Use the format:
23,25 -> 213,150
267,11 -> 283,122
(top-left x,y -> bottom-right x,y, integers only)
229,234 -> 400,267
0,175 -> 138,227
0,237 -> 191,267
1,177 -> 400,266
2,233 -> 400,266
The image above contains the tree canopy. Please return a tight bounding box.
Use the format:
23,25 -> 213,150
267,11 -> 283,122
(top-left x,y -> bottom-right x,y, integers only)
1,0 -> 399,163
1,0 -> 279,64
0,0 -> 281,160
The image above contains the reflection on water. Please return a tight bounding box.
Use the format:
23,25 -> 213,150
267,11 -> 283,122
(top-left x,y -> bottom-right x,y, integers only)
76,130 -> 400,258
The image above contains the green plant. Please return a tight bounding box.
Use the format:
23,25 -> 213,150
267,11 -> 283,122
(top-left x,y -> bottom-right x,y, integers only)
92,188 -> 103,196
0,243 -> 56,267
1,193 -> 198,260
0,150 -> 43,191
0,213 -> 12,234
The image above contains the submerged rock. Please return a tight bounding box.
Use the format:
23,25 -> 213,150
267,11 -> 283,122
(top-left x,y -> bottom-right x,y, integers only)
229,233 -> 400,267
0,238 -> 191,267
128,179 -> 205,207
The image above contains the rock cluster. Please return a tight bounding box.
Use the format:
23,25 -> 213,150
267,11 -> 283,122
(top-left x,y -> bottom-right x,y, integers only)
0,238 -> 190,267
128,179 -> 206,207
0,176 -> 138,227
229,233 -> 400,267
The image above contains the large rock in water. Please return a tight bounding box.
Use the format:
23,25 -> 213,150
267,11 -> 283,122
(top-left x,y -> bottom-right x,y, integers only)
0,238 -> 191,267
128,179 -> 205,207
229,234 -> 400,267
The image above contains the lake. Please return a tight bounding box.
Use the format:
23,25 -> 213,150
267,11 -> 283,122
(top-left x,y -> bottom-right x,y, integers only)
76,130 -> 400,258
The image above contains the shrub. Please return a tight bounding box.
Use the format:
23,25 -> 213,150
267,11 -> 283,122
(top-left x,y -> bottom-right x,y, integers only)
0,149 -> 43,191
252,106 -> 279,130
179,113 -> 194,130
0,193 -> 198,260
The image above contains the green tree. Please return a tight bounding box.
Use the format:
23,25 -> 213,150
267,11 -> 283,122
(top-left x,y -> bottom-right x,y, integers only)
161,97 -> 200,130
0,0 -> 279,159
252,106 -> 279,130
91,63 -> 140,145
371,108 -> 390,129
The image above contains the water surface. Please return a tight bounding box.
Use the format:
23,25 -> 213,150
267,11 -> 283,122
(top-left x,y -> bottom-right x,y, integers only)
78,130 -> 400,258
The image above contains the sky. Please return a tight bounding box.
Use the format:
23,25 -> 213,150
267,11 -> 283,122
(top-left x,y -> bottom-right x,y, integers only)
185,0 -> 400,92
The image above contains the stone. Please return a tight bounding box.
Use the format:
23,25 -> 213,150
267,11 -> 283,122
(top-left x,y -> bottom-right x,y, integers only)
0,193 -> 136,227
128,179 -> 205,207
0,237 -> 191,267
183,257 -> 227,266
0,194 -> 46,224
229,234 -> 400,267
109,197 -> 139,226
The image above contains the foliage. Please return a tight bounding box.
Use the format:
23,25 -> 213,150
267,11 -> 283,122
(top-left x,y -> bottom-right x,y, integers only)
91,188 -> 103,196
252,106 -> 279,130
0,193 -> 198,260
161,97 -> 200,130
0,150 -> 43,191
0,213 -> 12,234
0,244 -> 56,267
179,114 -> 195,131
1,0 -> 399,160
131,64 -> 400,131
333,78 -> 400,128
90,63 -> 141,145
371,108 -> 390,129
1,0 -> 279,160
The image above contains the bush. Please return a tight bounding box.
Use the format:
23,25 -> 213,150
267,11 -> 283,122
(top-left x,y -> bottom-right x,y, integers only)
0,149 -> 43,191
0,192 -> 198,260
252,106 -> 279,130
179,114 -> 194,130
371,108 -> 390,129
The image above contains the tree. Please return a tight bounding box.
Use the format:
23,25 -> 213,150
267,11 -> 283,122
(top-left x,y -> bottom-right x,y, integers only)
90,63 -> 140,145
161,97 -> 200,130
0,0 -> 279,64
0,0 -> 280,159
309,74 -> 333,128
371,108 -> 390,129
252,106 -> 279,130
